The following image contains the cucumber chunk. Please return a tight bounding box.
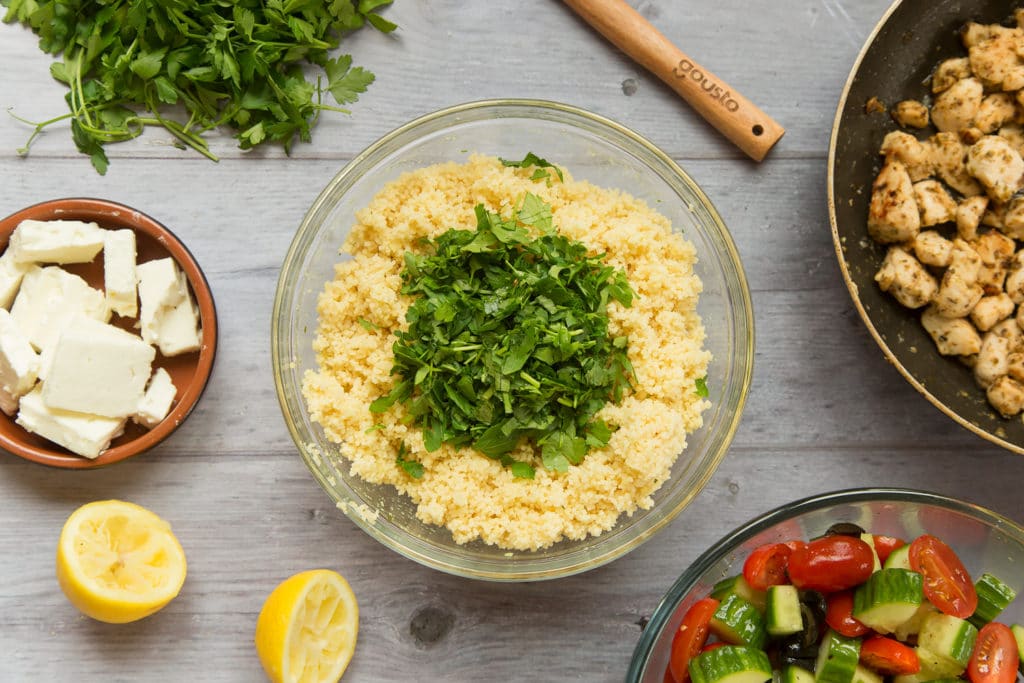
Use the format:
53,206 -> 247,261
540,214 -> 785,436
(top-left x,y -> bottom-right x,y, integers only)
968,573 -> 1017,628
781,665 -> 815,683
859,533 -> 882,572
851,664 -> 883,683
815,630 -> 861,683
689,645 -> 773,683
853,568 -> 923,634
711,594 -> 768,650
1010,624 -> 1023,672
893,602 -> 940,642
767,585 -> 804,637
712,574 -> 768,611
917,612 -> 978,674
882,545 -> 911,571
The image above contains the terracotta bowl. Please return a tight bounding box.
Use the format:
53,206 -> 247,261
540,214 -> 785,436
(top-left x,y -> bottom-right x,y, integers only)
0,198 -> 218,468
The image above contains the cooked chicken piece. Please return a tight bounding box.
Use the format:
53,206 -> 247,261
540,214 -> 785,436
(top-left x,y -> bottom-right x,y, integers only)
990,317 -> 1024,350
868,160 -> 921,243
1000,196 -> 1024,239
974,93 -> 1018,134
975,330 -> 1012,387
986,375 -> 1024,416
961,127 -> 985,145
971,293 -> 1015,331
949,237 -> 984,283
1016,7 -> 1024,29
875,246 -> 937,309
974,229 -> 1016,293
969,29 -> 1024,90
913,230 -> 954,267
922,305 -> 983,355
892,100 -> 930,128
934,268 -> 985,317
961,353 -> 980,369
965,135 -> 1024,202
929,132 -> 984,196
982,201 -> 1007,229
932,57 -> 972,93
998,124 -> 1024,156
957,195 -> 990,240
962,22 -> 1008,49
1008,351 -> 1024,382
912,180 -> 957,227
931,77 -> 983,132
1005,251 -> 1024,304
880,131 -> 933,181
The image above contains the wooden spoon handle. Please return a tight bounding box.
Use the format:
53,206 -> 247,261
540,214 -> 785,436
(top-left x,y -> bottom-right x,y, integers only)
563,0 -> 785,162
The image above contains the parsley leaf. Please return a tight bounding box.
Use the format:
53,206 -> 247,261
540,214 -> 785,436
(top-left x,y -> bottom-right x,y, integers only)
695,376 -> 709,398
395,443 -> 424,479
499,152 -> 565,183
374,191 -> 634,474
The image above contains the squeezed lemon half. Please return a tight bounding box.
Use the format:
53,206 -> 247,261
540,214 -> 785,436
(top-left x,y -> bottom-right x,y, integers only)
255,569 -> 359,683
56,499 -> 187,624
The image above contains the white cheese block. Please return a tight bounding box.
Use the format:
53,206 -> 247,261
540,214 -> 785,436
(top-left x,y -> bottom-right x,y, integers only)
9,219 -> 106,264
134,367 -> 176,428
155,293 -> 202,356
42,316 -> 156,418
103,229 -> 138,317
0,308 -> 40,414
0,249 -> 31,309
137,258 -> 184,344
10,265 -> 109,352
16,386 -> 125,459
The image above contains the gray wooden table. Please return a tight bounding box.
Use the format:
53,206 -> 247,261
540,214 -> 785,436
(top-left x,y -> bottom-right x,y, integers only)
1,1 -> 1022,681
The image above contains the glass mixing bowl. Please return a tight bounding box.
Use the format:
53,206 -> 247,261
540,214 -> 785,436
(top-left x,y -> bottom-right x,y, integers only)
271,99 -> 754,580
627,488 -> 1024,681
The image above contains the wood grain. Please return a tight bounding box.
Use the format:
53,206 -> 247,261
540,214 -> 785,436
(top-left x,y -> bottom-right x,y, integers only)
1,1 -> 1022,682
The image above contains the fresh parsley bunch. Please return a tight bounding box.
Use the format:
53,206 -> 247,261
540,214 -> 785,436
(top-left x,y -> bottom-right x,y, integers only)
1,0 -> 395,173
372,192 -> 636,477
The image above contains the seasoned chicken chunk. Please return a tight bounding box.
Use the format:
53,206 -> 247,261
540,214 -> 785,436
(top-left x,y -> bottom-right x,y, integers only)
892,100 -> 930,129
987,375 -> 1024,416
868,160 -> 921,243
971,293 -> 1015,331
929,132 -> 984,196
965,135 -> 1024,202
880,131 -> 933,181
957,195 -> 990,240
975,330 -> 1012,387
974,229 -> 1016,293
1005,252 -> 1024,303
932,57 -> 972,93
913,230 -> 953,267
962,22 -> 1007,49
990,317 -> 1023,350
973,93 -> 1018,134
875,246 -> 937,309
1001,196 -> 1024,239
931,77 -> 983,132
913,180 -> 957,226
949,237 -> 983,283
934,268 -> 984,318
922,305 -> 983,355
969,28 -> 1024,90
1008,351 -> 1024,382
1001,124 -> 1024,157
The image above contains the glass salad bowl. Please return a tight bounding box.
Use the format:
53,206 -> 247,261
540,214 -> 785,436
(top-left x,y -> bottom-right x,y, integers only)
627,488 -> 1024,681
272,99 -> 754,581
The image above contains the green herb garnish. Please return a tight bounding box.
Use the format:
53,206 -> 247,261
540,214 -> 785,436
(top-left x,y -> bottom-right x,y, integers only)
395,443 -> 424,479
695,376 -> 709,398
499,152 -> 565,183
370,192 -> 634,473
1,0 -> 395,174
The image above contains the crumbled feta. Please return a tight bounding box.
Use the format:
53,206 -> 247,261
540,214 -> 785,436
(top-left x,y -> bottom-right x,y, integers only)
42,316 -> 156,418
137,258 -> 185,344
0,309 -> 39,415
0,249 -> 30,309
16,386 -> 125,459
155,294 -> 202,356
134,367 -> 176,428
8,219 -> 106,264
10,265 -> 109,352
104,229 -> 138,317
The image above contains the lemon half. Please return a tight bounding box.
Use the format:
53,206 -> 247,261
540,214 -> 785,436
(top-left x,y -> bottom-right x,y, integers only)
255,569 -> 359,683
56,499 -> 187,624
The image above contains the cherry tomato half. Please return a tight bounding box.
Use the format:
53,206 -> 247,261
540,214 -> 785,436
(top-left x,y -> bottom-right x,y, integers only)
908,535 -> 978,618
743,543 -> 793,591
860,635 -> 921,675
787,535 -> 875,592
871,535 -> 906,565
825,590 -> 870,638
968,623 -> 1020,683
668,597 -> 720,683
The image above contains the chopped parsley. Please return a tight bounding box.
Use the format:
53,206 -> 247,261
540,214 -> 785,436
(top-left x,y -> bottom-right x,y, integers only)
499,152 -> 565,183
395,443 -> 423,479
371,192 -> 635,473
695,376 -> 709,398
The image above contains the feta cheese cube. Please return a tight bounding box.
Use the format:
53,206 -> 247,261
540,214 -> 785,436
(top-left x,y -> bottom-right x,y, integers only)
42,316 -> 156,418
0,309 -> 39,415
134,367 -> 176,428
155,293 -> 202,356
0,249 -> 31,309
104,229 -> 138,317
16,386 -> 125,459
9,219 -> 106,264
137,258 -> 185,344
10,266 -> 109,353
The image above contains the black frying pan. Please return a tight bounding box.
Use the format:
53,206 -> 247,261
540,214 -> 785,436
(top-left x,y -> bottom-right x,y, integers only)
828,0 -> 1024,454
